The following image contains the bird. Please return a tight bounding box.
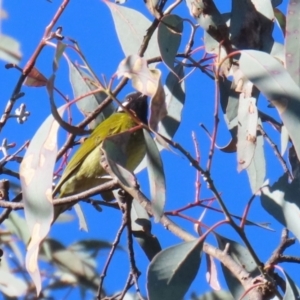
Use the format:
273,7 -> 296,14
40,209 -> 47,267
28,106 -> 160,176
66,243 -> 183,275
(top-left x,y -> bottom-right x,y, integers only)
52,92 -> 148,220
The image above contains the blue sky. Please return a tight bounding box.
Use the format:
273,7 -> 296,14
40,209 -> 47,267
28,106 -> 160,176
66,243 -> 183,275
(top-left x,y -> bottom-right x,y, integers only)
0,0 -> 298,299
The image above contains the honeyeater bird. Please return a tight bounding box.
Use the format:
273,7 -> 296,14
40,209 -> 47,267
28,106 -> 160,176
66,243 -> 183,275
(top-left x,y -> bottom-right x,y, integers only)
52,92 -> 148,219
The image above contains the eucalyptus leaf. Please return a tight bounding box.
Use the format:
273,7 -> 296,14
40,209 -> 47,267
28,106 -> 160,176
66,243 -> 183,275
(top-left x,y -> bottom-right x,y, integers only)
285,0 -> 300,87
216,234 -> 259,300
104,2 -> 159,60
20,104 -> 66,295
158,15 -> 183,75
144,129 -> 166,222
68,61 -> 114,129
261,174 -> 300,242
0,34 -> 22,64
239,50 -> 300,161
282,270 -> 300,300
147,239 -> 202,300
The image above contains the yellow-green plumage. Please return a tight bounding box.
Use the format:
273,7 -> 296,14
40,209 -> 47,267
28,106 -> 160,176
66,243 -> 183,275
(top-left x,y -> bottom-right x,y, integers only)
53,112 -> 145,197
52,92 -> 148,221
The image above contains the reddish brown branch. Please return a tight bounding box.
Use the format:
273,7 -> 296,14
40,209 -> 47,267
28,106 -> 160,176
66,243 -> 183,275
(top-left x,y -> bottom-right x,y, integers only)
0,0 -> 71,132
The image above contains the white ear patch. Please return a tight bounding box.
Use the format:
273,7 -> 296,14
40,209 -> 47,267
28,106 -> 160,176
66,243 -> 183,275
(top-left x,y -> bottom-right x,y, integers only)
117,100 -> 129,112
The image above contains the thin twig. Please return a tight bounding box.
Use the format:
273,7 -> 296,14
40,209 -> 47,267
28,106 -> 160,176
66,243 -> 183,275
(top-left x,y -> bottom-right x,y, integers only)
206,63 -> 220,171
96,216 -> 127,300
124,193 -> 143,300
0,0 -> 70,132
266,229 -> 296,267
192,131 -> 201,202
0,192 -> 22,224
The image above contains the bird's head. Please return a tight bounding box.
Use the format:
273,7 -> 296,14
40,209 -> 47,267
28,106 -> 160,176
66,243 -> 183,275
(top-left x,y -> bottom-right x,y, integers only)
118,92 -> 148,124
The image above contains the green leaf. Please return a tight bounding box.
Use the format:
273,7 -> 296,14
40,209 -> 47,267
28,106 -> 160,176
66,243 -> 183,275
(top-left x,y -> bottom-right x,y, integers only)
261,174 -> 300,241
104,1 -> 159,60
131,198 -> 151,232
133,231 -> 161,261
19,105 -> 66,295
147,239 -> 202,300
144,129 -> 166,222
285,0 -> 300,86
0,34 -> 22,64
158,15 -> 183,75
68,61 -> 114,129
216,234 -> 260,300
239,50 -> 300,161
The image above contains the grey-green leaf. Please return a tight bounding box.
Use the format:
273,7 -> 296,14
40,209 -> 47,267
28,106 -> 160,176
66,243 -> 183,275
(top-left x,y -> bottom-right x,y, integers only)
135,65 -> 185,173
68,61 -> 114,129
239,50 -> 300,161
131,198 -> 151,232
216,234 -> 260,300
147,239 -> 202,300
133,231 -> 161,261
104,2 -> 159,60
144,129 -> 166,222
158,15 -> 183,75
159,64 -> 185,139
53,41 -> 67,72
0,34 -> 22,64
285,0 -> 300,87
283,270 -> 300,300
261,174 -> 300,242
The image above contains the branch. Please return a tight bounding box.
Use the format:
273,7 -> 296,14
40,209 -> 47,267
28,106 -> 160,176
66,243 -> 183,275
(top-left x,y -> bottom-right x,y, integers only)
96,212 -> 127,300
0,179 -> 118,211
266,229 -> 297,267
0,0 -> 71,132
99,155 -> 271,299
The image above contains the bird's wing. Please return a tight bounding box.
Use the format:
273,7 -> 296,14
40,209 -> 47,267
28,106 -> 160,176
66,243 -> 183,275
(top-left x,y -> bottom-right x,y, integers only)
53,112 -> 135,194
